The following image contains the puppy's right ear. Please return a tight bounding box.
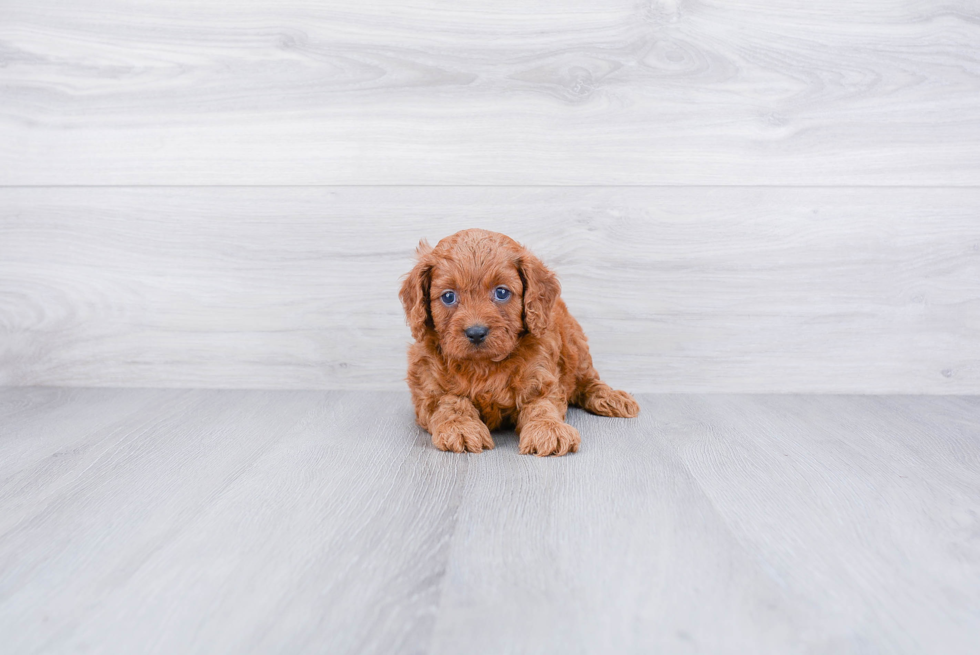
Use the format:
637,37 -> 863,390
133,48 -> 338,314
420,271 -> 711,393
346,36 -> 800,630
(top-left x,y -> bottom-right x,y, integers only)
399,240 -> 434,341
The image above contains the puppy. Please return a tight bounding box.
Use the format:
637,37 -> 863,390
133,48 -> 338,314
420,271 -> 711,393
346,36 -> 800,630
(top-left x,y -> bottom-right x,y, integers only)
399,228 -> 639,456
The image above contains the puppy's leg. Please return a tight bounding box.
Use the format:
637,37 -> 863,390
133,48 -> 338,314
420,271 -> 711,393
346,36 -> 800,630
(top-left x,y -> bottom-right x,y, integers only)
517,397 -> 580,457
574,378 -> 640,418
425,394 -> 494,453
562,312 -> 639,418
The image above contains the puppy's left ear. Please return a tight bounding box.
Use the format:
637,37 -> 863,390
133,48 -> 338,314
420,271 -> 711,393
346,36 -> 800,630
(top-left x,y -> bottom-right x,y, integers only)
399,240 -> 434,341
517,250 -> 561,336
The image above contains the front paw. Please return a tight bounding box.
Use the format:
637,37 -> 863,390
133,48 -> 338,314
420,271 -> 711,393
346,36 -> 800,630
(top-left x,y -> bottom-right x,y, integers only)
432,418 -> 494,453
518,420 -> 580,457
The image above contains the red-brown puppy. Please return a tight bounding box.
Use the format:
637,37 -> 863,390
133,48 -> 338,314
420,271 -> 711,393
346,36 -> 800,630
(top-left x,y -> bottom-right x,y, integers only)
399,229 -> 639,456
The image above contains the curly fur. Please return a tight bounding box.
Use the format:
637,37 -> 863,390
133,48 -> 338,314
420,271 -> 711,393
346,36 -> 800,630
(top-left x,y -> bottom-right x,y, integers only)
399,229 -> 639,456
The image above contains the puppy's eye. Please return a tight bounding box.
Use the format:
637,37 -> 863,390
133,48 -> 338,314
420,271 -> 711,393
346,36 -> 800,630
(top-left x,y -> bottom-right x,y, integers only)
494,286 -> 511,301
440,290 -> 457,306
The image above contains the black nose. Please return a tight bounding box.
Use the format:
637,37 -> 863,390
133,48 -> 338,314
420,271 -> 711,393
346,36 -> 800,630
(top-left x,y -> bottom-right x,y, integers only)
464,325 -> 490,344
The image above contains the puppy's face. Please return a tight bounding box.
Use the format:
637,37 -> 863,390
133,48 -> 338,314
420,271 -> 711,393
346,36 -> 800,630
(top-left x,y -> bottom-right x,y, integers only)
428,248 -> 525,362
400,229 -> 560,362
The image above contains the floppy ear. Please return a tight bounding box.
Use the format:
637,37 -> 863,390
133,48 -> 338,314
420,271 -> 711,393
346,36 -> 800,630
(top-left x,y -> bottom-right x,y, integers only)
517,250 -> 561,336
399,240 -> 434,341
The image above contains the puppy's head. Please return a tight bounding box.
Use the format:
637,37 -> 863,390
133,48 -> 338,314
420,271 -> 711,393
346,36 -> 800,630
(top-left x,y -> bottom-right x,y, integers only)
399,229 -> 560,361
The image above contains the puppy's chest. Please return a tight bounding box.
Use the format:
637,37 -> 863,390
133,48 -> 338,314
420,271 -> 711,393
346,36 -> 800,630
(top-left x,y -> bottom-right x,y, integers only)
446,367 -> 518,429
474,391 -> 519,428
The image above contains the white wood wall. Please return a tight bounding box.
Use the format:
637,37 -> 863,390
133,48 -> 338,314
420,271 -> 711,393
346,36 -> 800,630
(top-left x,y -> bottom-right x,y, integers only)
2,1 -> 979,392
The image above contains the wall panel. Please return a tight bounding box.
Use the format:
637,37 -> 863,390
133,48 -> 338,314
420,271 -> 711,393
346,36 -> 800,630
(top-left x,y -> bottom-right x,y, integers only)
1,1 -> 979,184
2,187 -> 977,392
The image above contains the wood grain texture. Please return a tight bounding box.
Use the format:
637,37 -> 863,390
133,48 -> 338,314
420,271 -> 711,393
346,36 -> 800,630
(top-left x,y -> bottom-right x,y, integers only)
0,389 -> 466,654
1,388 -> 978,653
431,394 -> 980,654
1,0 -> 979,184
2,186 -> 978,393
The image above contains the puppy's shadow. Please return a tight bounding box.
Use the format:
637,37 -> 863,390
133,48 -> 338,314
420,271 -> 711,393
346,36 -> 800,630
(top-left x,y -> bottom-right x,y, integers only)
489,407 -> 589,454
489,428 -> 520,452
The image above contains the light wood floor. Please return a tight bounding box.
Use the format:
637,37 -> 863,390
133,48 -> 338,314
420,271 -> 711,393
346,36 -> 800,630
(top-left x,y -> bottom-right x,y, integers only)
1,388 -> 978,654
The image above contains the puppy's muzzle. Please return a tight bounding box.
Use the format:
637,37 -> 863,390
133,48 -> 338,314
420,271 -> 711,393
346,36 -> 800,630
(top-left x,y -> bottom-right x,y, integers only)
464,325 -> 490,345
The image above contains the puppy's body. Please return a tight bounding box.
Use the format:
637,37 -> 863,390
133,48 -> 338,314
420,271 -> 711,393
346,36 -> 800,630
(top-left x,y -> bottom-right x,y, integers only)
400,229 -> 638,456
408,297 -> 589,431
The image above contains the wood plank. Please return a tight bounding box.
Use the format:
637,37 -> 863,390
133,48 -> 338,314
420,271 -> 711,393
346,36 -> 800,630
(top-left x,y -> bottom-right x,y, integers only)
429,399 -> 814,654
0,389 -> 465,654
428,396 -> 980,653
2,1 -> 979,184
656,394 -> 980,653
2,186 -> 978,393
1,389 -> 978,652
0,387 -> 181,491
